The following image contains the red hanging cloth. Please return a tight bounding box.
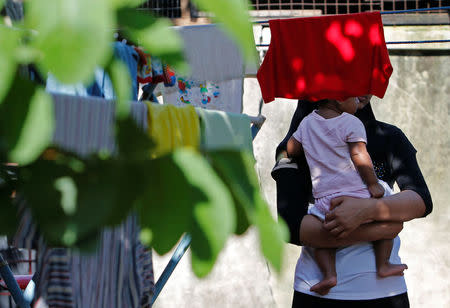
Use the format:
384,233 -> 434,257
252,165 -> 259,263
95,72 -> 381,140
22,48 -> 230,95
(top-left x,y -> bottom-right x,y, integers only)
257,12 -> 393,103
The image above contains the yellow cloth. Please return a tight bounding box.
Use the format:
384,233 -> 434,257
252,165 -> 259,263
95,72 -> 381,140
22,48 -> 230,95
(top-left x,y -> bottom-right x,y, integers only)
145,103 -> 200,157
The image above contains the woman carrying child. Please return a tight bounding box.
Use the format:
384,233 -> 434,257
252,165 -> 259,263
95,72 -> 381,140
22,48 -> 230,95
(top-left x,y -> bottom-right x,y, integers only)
273,96 -> 432,307
287,96 -> 407,296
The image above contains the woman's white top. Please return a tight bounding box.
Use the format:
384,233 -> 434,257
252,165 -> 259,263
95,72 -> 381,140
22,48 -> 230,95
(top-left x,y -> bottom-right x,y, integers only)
294,236 -> 407,300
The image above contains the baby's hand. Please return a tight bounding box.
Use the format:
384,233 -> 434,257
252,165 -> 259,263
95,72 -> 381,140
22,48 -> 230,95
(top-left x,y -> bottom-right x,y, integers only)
368,183 -> 385,198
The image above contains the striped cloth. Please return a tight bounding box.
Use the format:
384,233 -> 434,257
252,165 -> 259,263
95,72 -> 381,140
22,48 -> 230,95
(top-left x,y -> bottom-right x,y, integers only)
14,96 -> 154,308
52,94 -> 148,157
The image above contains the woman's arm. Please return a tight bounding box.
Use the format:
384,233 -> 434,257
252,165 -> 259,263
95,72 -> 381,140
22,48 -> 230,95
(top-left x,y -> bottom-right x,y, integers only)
322,190 -> 425,238
300,214 -> 403,248
321,125 -> 432,238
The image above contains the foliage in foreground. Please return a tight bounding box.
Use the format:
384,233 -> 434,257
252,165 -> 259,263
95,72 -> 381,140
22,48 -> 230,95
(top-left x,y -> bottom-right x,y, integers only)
0,0 -> 287,277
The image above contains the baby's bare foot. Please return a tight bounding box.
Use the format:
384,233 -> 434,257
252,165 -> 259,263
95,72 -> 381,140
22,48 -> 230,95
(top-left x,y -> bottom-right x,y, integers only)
310,276 -> 337,296
378,263 -> 408,278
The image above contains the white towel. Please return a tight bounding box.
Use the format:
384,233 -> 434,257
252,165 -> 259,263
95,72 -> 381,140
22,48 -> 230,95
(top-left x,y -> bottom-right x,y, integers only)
175,24 -> 244,82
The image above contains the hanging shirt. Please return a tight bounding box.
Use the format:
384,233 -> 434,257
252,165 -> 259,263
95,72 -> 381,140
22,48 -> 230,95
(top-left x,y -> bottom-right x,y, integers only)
257,12 -> 393,103
145,103 -> 200,158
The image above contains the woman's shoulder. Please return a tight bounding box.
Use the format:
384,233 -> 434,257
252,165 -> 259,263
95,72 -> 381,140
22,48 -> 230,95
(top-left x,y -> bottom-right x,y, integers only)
374,120 -> 403,135
372,121 -> 410,141
372,120 -> 417,154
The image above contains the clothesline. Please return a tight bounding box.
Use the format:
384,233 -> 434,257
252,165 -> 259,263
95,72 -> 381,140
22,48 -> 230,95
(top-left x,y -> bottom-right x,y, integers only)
255,39 -> 450,47
253,6 -> 450,24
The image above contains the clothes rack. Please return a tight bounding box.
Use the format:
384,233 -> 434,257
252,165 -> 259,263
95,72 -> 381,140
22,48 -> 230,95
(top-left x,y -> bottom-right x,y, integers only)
2,93 -> 265,307
253,6 -> 450,48
256,39 -> 450,47
150,113 -> 265,306
252,6 -> 450,24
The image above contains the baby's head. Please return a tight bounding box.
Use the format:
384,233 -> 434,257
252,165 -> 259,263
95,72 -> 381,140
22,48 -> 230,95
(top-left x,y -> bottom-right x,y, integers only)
319,97 -> 359,115
336,97 -> 359,114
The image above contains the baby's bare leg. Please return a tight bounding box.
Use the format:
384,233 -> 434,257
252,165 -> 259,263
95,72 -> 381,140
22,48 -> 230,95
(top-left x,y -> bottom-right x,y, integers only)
310,248 -> 337,295
374,239 -> 408,278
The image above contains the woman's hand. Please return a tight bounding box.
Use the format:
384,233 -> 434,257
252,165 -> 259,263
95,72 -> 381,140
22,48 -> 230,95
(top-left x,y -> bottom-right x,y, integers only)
323,196 -> 376,238
300,214 -> 404,248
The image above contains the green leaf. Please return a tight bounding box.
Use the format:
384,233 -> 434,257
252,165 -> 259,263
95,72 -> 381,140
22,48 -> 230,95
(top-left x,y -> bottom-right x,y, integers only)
0,165 -> 18,237
173,149 -> 235,277
206,149 -> 288,272
25,0 -> 114,83
254,202 -> 288,272
117,9 -> 187,73
111,0 -> 146,9
0,190 -> 18,237
108,59 -> 131,119
19,158 -> 75,245
116,117 -> 155,161
206,150 -> 258,235
137,149 -> 236,277
0,26 -> 21,104
73,158 -> 142,234
54,176 -> 78,215
191,0 -> 257,65
137,152 -> 199,254
0,76 -> 54,165
20,152 -> 143,248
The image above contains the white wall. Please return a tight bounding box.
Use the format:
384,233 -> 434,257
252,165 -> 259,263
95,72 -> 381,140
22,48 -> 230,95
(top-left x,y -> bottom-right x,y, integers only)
152,25 -> 450,308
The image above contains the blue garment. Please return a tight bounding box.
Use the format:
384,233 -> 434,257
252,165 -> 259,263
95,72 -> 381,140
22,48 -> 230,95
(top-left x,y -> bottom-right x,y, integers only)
86,68 -> 114,99
46,42 -> 138,100
113,42 -> 139,101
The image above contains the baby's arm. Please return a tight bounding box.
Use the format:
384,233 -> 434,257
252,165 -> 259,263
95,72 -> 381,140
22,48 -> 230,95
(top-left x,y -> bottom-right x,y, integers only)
348,142 -> 384,198
287,136 -> 304,158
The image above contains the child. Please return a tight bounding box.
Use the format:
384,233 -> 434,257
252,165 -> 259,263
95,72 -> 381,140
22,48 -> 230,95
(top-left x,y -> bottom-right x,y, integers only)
287,97 -> 408,296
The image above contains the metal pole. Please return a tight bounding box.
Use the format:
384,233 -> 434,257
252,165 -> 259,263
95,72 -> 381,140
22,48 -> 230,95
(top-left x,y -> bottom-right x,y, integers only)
0,254 -> 30,308
151,234 -> 192,305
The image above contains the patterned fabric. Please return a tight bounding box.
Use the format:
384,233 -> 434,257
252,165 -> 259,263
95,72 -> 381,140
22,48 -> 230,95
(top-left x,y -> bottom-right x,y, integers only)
161,24 -> 245,113
134,47 -> 176,87
162,78 -> 243,114
14,97 -> 154,308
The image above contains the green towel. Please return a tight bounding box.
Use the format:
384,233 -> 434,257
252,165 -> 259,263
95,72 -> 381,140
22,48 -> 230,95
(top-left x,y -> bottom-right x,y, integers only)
197,108 -> 253,153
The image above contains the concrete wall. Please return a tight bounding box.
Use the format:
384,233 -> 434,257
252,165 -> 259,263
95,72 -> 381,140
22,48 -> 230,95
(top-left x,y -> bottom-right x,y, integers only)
152,26 -> 450,308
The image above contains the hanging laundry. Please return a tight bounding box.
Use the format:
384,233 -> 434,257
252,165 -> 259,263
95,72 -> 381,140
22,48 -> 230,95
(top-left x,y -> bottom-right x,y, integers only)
257,12 -> 393,103
114,42 -> 140,100
51,94 -> 148,157
197,108 -> 253,153
46,42 -> 139,101
162,24 -> 245,113
134,47 -> 176,87
176,24 -> 244,82
145,103 -> 200,158
14,95 -> 154,308
14,204 -> 154,308
162,78 -> 243,114
52,94 -> 116,156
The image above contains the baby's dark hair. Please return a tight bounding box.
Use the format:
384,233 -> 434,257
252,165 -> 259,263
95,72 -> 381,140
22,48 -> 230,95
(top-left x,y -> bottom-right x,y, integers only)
316,99 -> 338,108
